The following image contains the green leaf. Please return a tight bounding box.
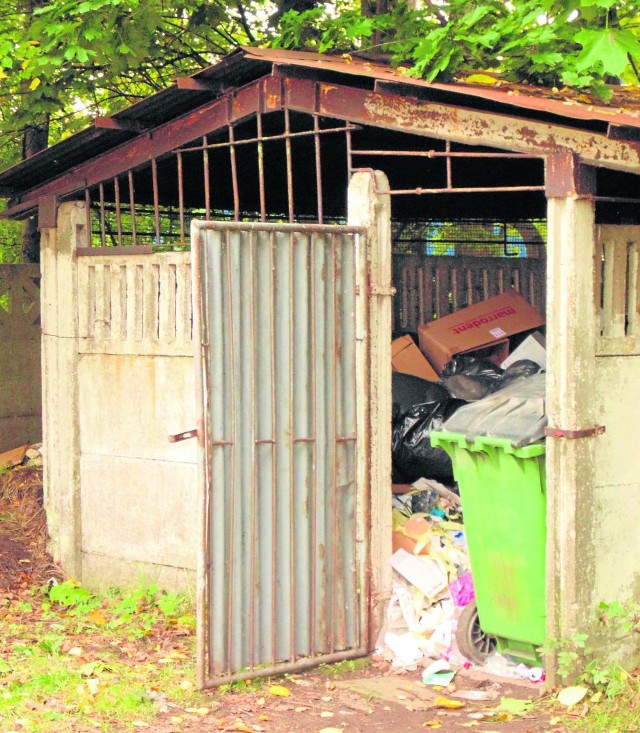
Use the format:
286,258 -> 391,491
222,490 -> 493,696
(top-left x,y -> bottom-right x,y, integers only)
575,28 -> 640,77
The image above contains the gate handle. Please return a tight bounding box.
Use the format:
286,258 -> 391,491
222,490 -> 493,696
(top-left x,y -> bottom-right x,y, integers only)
169,429 -> 198,443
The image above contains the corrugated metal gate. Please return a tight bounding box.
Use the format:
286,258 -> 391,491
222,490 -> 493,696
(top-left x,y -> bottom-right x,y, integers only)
191,221 -> 369,688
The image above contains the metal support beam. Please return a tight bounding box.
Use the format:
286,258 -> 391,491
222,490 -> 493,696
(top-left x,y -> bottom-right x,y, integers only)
6,75 -> 284,219
94,117 -> 147,133
176,77 -> 226,94
282,76 -> 640,174
545,153 -> 597,198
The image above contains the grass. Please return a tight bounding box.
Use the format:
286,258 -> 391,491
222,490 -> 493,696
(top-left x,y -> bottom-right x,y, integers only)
0,580 -> 206,732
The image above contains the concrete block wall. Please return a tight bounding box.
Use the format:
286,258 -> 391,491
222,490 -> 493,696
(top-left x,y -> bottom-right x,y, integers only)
41,202 -> 198,591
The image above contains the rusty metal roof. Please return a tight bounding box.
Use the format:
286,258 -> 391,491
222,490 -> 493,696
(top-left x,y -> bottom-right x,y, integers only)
1,45 -> 639,197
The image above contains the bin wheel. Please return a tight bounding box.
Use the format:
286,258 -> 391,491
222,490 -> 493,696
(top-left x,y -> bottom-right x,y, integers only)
456,601 -> 497,665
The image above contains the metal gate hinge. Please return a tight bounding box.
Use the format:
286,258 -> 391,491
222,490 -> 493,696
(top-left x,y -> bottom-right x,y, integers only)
545,425 -> 605,439
169,429 -> 198,443
369,283 -> 396,296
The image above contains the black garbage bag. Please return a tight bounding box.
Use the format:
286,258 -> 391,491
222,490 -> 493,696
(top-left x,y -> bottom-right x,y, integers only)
392,399 -> 466,483
441,374 -> 494,401
441,354 -> 504,381
392,372 -> 449,423
440,355 -> 504,402
495,359 -> 543,391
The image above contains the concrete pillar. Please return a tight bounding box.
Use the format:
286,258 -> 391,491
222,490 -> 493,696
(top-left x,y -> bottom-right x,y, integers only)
545,155 -> 597,677
348,170 -> 393,647
40,201 -> 85,579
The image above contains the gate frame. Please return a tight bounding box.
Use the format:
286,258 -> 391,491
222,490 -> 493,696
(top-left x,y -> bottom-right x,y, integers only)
192,170 -> 391,688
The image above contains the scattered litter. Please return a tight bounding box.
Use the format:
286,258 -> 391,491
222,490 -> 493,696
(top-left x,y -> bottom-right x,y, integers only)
433,696 -> 465,710
449,572 -> 475,607
557,686 -> 589,707
422,659 -> 456,686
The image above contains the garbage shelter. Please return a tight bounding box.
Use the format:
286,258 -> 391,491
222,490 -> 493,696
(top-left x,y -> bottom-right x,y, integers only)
0,47 -> 639,684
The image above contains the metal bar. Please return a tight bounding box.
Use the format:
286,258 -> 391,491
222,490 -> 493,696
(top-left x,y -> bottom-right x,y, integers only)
349,234 -> 360,648
190,221 -> 365,234
350,149 -> 541,159
169,429 -> 198,443
203,136 -> 211,221
288,231 -> 296,662
445,141 -> 452,190
269,228 -> 278,665
248,231 -> 257,669
84,188 -> 92,246
309,231 -> 317,658
225,228 -> 237,673
330,233 -> 338,654
229,124 -> 240,222
177,151 -> 185,246
177,124 -> 360,153
128,170 -> 137,247
313,88 -> 324,223
98,183 -> 106,248
346,125 -> 353,177
593,195 -> 640,205
200,647 -> 368,690
256,110 -> 266,223
152,159 -> 161,246
114,177 -> 122,246
190,225 -> 209,689
545,426 -> 606,439
285,108 -> 294,223
384,185 -> 546,195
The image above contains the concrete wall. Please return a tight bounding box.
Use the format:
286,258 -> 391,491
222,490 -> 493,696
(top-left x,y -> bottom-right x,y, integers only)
547,210 -> 640,674
41,202 -> 197,591
0,265 -> 42,453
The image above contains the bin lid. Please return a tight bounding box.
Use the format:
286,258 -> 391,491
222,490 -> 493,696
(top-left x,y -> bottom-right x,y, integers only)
436,373 -> 546,447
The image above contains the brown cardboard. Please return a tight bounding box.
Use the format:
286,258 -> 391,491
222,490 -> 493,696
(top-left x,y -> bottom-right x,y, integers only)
418,291 -> 545,374
391,334 -> 439,382
392,515 -> 431,556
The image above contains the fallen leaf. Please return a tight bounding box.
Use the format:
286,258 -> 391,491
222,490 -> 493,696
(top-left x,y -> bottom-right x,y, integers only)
321,695 -> 333,702
67,646 -> 83,656
88,609 -> 107,625
319,729 -> 344,733
590,691 -> 602,703
169,716 -> 184,724
557,686 -> 588,707
131,723 -> 150,728
496,697 -> 533,716
423,723 -> 442,729
269,684 -> 291,697
85,677 -> 100,696
185,707 -> 209,716
433,696 -> 465,710
231,719 -> 253,733
320,710 -> 334,717
180,680 -> 193,690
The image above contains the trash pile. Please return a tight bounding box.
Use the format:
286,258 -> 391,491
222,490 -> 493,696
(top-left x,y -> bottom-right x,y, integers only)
382,290 -> 548,680
0,442 -> 43,471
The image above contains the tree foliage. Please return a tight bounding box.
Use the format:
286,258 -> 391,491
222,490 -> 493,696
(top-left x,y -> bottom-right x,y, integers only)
275,0 -> 640,101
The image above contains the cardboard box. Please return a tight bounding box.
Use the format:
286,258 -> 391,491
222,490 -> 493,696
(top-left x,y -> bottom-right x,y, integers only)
391,334 -> 439,382
418,291 -> 545,374
501,330 -> 546,370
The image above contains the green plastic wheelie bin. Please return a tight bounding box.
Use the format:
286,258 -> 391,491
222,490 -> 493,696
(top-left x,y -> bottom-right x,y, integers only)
430,373 -> 547,663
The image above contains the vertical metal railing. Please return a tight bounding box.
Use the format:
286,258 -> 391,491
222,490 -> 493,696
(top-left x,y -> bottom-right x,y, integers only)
192,221 -> 367,689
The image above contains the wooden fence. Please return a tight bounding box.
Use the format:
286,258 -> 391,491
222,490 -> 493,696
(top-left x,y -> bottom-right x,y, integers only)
392,253 -> 546,332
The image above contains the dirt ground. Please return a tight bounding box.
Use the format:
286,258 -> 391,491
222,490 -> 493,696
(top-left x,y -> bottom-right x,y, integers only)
0,466 -> 561,733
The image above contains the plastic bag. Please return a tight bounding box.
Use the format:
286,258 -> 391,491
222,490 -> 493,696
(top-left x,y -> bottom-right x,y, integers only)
440,355 -> 503,400
441,354 -> 504,380
392,372 -> 449,422
392,399 -> 465,483
495,359 -> 543,391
